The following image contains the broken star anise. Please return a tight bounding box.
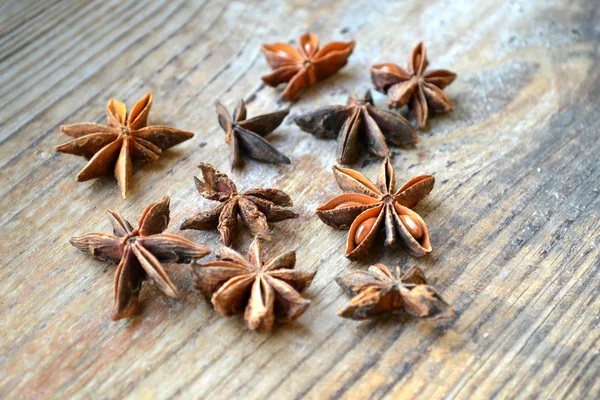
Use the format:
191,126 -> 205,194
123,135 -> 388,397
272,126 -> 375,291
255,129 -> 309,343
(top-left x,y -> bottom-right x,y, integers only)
70,197 -> 210,320
180,163 -> 298,245
216,99 -> 290,168
371,43 -> 457,129
56,93 -> 194,199
336,263 -> 454,321
295,90 -> 417,164
316,158 -> 434,259
191,237 -> 316,332
261,32 -> 355,100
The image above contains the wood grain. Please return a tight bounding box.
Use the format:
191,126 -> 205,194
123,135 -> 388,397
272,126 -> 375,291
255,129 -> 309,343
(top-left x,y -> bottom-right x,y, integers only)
1,0 -> 599,398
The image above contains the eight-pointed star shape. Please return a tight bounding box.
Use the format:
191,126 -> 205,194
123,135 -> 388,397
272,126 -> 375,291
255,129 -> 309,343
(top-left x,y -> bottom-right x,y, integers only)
191,237 -> 316,332
316,158 -> 434,259
261,32 -> 355,100
371,43 -> 457,129
336,263 -> 455,321
56,93 -> 194,199
181,163 -> 298,245
70,197 -> 210,320
295,90 -> 417,164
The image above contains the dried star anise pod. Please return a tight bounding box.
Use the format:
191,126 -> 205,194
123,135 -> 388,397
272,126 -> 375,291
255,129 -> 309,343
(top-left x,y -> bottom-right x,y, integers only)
316,158 -> 433,259
70,197 -> 210,320
56,93 -> 194,199
336,263 -> 454,321
261,32 -> 355,100
371,43 -> 457,128
191,237 -> 316,332
295,90 -> 417,164
216,99 -> 290,168
181,163 -> 298,245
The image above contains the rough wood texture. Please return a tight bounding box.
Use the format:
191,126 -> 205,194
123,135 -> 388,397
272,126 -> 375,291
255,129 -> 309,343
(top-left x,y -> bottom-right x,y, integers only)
1,1 -> 599,399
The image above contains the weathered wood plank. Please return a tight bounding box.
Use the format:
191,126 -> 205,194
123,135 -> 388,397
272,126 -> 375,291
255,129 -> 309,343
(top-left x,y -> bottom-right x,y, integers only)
1,0 -> 599,399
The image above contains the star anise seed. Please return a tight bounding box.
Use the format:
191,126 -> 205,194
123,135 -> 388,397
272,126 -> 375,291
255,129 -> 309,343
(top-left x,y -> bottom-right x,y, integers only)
261,32 -> 355,100
70,197 -> 210,320
336,263 -> 454,321
181,163 -> 298,245
216,99 -> 290,168
56,93 -> 194,199
191,237 -> 316,332
316,158 -> 434,259
295,90 -> 417,164
371,43 -> 457,129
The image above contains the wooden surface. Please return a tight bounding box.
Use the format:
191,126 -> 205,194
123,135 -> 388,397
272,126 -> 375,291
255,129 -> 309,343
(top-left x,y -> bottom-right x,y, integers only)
1,0 -> 599,399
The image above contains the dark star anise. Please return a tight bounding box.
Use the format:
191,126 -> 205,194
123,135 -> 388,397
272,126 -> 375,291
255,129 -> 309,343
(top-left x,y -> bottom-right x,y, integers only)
191,237 -> 316,332
316,158 -> 434,259
56,93 -> 194,199
371,43 -> 457,128
216,100 -> 290,168
70,197 -> 210,320
336,263 -> 454,321
261,32 -> 355,100
181,163 -> 298,245
294,90 -> 417,164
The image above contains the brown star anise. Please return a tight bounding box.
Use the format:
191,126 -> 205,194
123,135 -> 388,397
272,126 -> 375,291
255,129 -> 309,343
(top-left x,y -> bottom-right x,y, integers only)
180,163 -> 298,245
215,99 -> 290,168
56,93 -> 194,199
294,90 -> 417,164
316,158 -> 434,259
70,197 -> 210,320
371,43 -> 457,128
261,32 -> 355,100
191,237 -> 316,332
336,263 -> 454,321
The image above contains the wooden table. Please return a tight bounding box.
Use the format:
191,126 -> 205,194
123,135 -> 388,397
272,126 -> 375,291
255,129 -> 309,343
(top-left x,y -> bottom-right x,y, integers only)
2,0 -> 599,398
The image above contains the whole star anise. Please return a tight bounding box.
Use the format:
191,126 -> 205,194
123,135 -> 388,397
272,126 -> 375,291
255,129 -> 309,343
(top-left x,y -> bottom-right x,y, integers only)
371,43 -> 457,128
56,93 -> 194,199
316,158 -> 434,259
191,237 -> 316,332
180,163 -> 298,245
261,32 -> 355,100
70,197 -> 210,320
216,100 -> 290,168
336,263 -> 454,321
295,90 -> 417,164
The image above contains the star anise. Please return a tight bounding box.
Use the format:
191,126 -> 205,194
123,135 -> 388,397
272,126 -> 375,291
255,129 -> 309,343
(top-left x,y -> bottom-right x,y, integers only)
294,90 -> 417,164
316,158 -> 434,259
191,237 -> 316,332
216,100 -> 290,168
56,93 -> 194,199
371,43 -> 457,128
261,32 -> 355,100
336,263 -> 454,321
70,197 -> 210,320
180,163 -> 298,245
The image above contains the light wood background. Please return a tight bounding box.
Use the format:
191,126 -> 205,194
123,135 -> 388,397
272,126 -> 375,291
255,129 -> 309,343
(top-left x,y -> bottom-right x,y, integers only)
1,0 -> 599,399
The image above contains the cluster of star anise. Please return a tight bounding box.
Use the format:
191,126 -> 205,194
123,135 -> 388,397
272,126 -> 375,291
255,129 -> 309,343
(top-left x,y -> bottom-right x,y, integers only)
62,34 -> 458,331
